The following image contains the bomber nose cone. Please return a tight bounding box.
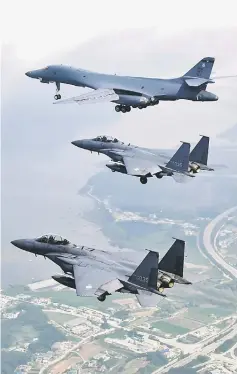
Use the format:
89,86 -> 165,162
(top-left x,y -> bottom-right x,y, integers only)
11,239 -> 26,249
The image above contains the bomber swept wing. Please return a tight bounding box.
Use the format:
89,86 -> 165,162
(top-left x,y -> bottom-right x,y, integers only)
53,88 -> 119,105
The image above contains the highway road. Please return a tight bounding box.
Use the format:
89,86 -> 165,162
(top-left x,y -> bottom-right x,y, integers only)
203,205 -> 237,279
153,317 -> 237,373
152,206 -> 237,373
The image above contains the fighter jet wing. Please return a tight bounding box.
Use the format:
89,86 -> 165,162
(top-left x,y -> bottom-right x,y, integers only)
53,88 -> 119,105
136,289 -> 164,307
122,156 -> 161,176
73,264 -> 123,297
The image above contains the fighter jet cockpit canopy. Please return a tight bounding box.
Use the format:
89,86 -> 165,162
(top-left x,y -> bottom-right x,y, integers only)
92,135 -> 119,143
36,234 -> 70,245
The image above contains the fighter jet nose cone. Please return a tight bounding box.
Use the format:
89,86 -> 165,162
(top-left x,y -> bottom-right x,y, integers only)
11,239 -> 24,249
25,71 -> 31,77
71,140 -> 83,148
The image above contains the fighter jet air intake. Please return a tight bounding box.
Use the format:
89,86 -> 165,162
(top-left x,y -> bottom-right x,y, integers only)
25,57 -> 230,113
11,235 -> 191,307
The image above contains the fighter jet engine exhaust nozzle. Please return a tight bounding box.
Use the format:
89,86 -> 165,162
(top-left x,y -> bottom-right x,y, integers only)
189,163 -> 201,174
159,275 -> 175,288
156,280 -> 165,293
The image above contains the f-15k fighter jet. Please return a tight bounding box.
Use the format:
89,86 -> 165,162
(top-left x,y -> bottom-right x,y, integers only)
25,57 -> 223,113
71,135 -> 214,185
11,235 -> 191,307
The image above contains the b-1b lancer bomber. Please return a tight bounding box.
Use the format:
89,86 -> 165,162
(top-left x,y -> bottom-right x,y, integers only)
71,135 -> 214,185
11,234 -> 191,307
25,57 -> 223,113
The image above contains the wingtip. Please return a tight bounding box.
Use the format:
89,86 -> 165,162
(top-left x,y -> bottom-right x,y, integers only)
202,57 -> 215,62
171,237 -> 185,244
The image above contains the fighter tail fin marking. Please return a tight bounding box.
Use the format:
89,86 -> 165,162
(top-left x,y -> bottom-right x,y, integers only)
183,57 -> 215,79
159,239 -> 185,277
128,250 -> 158,288
166,142 -> 190,173
190,135 -> 209,165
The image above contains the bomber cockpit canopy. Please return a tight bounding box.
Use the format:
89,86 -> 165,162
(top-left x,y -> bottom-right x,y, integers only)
92,135 -> 119,143
36,234 -> 70,245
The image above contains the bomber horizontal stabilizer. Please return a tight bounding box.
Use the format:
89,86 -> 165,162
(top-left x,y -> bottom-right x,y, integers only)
184,77 -> 214,87
53,88 -> 119,105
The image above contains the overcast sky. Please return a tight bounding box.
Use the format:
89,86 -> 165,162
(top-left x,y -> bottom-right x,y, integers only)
1,1 -> 237,285
2,0 -> 237,61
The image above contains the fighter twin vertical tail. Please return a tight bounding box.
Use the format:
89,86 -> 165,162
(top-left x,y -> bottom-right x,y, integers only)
128,250 -> 159,289
128,250 -> 167,307
189,135 -> 215,172
159,239 -> 192,285
159,239 -> 185,277
190,135 -> 209,165
165,142 -> 191,174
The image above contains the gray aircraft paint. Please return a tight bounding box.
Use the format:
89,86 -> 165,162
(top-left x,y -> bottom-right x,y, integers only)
71,135 -> 214,184
11,234 -> 191,306
25,57 -> 219,112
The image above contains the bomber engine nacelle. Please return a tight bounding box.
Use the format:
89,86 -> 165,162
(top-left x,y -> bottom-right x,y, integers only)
189,162 -> 201,174
155,171 -> 166,179
118,94 -> 148,107
118,94 -> 159,108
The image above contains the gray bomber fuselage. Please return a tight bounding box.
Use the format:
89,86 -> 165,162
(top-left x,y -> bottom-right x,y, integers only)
25,64 -> 218,104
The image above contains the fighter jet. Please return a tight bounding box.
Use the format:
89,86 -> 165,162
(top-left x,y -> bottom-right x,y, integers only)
71,135 -> 215,184
11,234 -> 191,307
25,57 -> 225,113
